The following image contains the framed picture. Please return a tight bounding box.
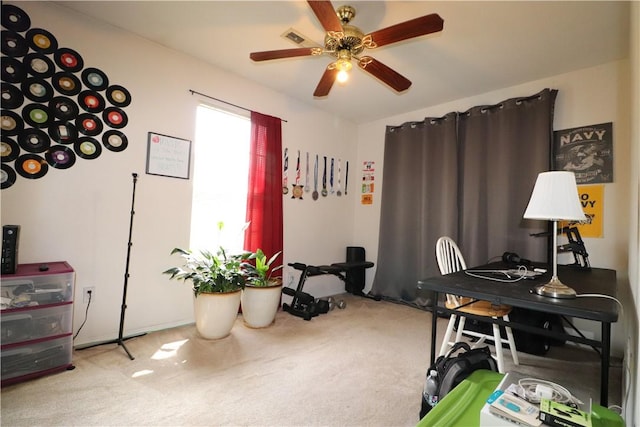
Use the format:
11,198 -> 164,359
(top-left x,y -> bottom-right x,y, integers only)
146,132 -> 191,179
553,122 -> 613,184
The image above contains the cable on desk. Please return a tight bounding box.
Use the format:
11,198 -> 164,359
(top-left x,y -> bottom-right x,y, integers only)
515,377 -> 583,407
464,265 -> 530,283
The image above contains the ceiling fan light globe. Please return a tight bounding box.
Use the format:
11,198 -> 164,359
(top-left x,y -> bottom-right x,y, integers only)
337,70 -> 349,83
336,58 -> 352,72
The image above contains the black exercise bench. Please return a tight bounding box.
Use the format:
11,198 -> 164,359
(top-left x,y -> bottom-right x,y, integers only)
282,261 -> 377,320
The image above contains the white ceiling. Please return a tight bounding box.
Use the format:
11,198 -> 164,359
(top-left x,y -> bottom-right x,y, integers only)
54,1 -> 630,124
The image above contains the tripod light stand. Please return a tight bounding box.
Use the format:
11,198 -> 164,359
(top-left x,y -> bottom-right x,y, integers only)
76,173 -> 145,359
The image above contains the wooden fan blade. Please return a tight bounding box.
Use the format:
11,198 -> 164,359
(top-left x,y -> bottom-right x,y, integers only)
357,57 -> 411,92
313,67 -> 338,97
307,0 -> 343,33
367,13 -> 444,48
250,48 -> 318,61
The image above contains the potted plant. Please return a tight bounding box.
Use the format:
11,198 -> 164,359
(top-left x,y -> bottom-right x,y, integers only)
240,249 -> 283,328
163,247 -> 252,339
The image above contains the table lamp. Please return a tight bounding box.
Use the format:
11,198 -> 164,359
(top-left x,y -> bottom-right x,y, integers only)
523,171 -> 586,298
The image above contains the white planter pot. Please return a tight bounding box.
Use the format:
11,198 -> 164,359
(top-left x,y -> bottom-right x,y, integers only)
241,283 -> 283,328
194,289 -> 241,339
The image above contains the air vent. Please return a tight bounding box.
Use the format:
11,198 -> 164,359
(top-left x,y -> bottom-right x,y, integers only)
284,30 -> 304,44
281,28 -> 322,48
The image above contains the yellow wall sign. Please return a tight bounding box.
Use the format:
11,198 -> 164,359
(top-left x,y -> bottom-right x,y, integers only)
561,184 -> 604,238
361,194 -> 373,205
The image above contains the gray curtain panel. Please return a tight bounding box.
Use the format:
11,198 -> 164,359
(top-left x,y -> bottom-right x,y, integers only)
371,112 -> 458,306
458,89 -> 557,267
371,89 -> 557,307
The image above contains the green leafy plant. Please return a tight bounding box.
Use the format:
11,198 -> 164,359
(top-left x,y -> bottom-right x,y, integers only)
243,249 -> 283,287
164,247 -> 253,296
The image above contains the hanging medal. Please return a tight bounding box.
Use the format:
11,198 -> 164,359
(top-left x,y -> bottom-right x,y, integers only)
292,149 -> 304,199
330,157 -> 335,194
345,161 -> 349,195
304,151 -> 311,193
336,158 -> 342,197
322,156 -> 328,197
312,154 -> 319,201
282,148 -> 289,195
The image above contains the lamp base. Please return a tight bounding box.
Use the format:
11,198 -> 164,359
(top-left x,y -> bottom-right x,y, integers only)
534,276 -> 577,299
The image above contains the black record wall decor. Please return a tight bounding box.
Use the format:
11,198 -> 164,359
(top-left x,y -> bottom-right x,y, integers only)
0,3 -> 133,189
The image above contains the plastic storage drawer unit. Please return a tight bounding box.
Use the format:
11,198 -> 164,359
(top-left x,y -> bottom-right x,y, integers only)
1,262 -> 74,307
1,335 -> 73,383
1,304 -> 73,345
1,261 -> 75,386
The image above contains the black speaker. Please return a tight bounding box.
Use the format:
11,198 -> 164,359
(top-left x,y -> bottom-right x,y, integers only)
2,225 -> 20,274
346,246 -> 366,295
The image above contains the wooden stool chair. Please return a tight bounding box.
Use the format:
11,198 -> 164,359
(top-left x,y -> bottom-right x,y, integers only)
435,236 -> 519,373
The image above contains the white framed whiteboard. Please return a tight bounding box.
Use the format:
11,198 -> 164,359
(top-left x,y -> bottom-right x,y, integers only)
146,132 -> 191,179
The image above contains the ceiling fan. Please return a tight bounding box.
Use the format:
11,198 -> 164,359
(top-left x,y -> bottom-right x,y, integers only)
249,0 -> 444,97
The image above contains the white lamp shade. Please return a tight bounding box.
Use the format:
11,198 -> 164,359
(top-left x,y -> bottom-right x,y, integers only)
523,171 -> 586,221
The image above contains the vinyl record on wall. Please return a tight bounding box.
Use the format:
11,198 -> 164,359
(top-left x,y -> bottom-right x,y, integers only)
105,85 -> 131,108
78,90 -> 105,113
49,96 -> 79,121
1,3 -> 134,189
18,127 -> 50,153
81,68 -> 109,91
51,72 -> 82,96
46,145 -> 76,169
1,57 -> 26,83
1,163 -> 17,189
21,77 -> 54,103
54,47 -> 84,72
16,153 -> 48,179
48,121 -> 78,144
1,82 -> 24,109
74,137 -> 102,160
102,130 -> 128,152
102,106 -> 127,129
22,103 -> 53,128
1,30 -> 28,57
1,136 -> 20,162
24,53 -> 56,79
25,28 -> 58,54
1,4 -> 32,33
75,113 -> 103,136
1,110 -> 24,136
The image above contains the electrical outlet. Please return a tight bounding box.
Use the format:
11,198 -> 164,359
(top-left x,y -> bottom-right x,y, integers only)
83,287 -> 95,303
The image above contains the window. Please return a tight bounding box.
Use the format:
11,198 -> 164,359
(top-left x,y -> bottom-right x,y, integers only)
190,104 -> 250,254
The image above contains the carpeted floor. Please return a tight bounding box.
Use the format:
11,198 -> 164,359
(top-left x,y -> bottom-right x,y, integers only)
0,294 -> 621,426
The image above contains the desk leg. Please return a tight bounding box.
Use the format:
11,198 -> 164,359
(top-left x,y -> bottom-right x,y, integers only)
430,291 -> 438,365
600,322 -> 611,407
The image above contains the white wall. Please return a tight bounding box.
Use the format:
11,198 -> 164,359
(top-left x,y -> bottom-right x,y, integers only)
1,1 -> 359,346
354,60 -> 631,357
626,2 -> 639,424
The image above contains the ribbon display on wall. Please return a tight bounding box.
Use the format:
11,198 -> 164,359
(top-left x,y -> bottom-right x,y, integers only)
281,147 -> 350,202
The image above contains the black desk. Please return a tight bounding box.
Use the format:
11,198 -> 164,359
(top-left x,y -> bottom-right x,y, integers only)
417,262 -> 618,406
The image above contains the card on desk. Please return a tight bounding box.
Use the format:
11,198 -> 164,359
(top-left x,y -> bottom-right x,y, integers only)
539,398 -> 592,427
486,389 -> 542,426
